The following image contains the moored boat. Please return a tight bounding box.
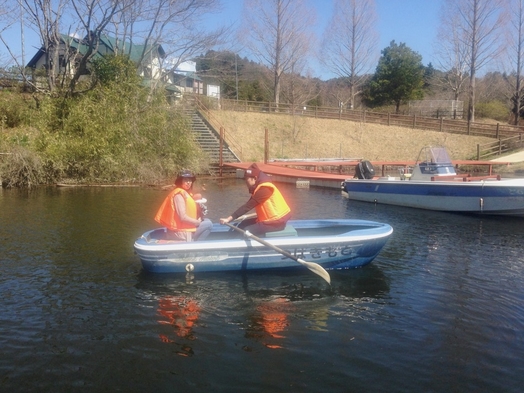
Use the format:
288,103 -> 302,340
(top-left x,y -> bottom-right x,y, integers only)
134,219 -> 393,274
341,146 -> 524,217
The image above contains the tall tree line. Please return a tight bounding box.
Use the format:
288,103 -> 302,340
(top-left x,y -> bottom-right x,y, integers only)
1,0 -> 524,123
0,0 -> 227,94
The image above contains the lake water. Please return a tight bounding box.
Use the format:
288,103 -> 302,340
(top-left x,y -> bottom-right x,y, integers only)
1,179 -> 524,392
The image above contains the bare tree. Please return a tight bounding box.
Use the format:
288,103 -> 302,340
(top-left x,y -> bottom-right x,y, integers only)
443,0 -> 505,122
240,0 -> 315,106
6,0 -> 226,94
476,71 -> 510,103
19,0 -> 71,92
320,0 -> 378,110
67,0 -> 127,94
434,9 -> 470,102
503,0 -> 524,124
0,2 -> 18,65
109,0 -> 229,90
13,0 -> 129,93
280,69 -> 319,140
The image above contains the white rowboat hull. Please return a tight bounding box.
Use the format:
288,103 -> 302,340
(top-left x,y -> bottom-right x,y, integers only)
134,219 -> 393,274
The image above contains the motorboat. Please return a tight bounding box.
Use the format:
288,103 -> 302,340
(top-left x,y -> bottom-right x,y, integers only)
341,146 -> 524,216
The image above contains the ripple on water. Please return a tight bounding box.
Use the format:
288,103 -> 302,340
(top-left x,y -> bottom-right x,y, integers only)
2,185 -> 524,392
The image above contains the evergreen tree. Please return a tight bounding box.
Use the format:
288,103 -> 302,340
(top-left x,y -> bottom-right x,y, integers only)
364,41 -> 425,113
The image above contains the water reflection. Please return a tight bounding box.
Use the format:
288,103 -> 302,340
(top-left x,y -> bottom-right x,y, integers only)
3,183 -> 524,392
245,297 -> 292,349
157,296 -> 200,341
136,266 -> 391,353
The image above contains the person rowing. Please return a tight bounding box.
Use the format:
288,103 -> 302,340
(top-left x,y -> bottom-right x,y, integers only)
219,163 -> 291,236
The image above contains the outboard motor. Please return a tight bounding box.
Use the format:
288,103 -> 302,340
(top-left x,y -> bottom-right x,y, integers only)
355,160 -> 375,179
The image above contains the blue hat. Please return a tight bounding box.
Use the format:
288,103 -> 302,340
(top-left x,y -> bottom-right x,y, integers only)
175,169 -> 196,186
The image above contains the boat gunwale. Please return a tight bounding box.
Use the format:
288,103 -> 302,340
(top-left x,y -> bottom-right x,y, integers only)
342,177 -> 524,186
133,219 -> 394,253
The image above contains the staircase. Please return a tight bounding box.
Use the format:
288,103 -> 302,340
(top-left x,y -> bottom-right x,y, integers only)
188,110 -> 240,176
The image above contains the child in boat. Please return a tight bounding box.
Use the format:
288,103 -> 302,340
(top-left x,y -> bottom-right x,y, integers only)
155,170 -> 213,241
219,163 -> 291,236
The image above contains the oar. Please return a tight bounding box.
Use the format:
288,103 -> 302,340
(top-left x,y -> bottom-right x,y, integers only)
222,222 -> 331,285
232,212 -> 257,222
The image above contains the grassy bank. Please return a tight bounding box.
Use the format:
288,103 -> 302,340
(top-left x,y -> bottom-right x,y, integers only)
210,110 -> 524,175
2,87 -> 522,189
210,110 -> 496,162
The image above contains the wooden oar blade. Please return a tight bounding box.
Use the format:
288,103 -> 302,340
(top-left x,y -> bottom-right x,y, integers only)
297,258 -> 331,285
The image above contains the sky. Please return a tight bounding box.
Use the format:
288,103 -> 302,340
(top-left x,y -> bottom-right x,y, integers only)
2,0 -> 443,80
210,0 -> 443,80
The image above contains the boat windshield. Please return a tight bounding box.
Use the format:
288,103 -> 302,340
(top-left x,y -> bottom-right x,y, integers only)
416,147 -> 452,164
415,147 -> 456,176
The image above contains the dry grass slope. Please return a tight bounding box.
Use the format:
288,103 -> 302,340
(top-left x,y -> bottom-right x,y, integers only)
210,110 -> 496,162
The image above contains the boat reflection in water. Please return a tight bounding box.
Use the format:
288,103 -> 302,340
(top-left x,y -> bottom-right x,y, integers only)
157,296 -> 200,341
246,297 -> 293,349
137,266 -> 390,354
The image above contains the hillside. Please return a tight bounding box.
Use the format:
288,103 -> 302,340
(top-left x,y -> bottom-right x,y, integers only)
210,110 -> 495,162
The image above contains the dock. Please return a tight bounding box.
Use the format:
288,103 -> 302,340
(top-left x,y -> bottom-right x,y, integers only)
223,158 -> 512,190
223,162 -> 349,189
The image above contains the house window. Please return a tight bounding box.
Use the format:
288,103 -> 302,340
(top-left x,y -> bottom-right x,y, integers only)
194,81 -> 203,95
59,55 -> 67,68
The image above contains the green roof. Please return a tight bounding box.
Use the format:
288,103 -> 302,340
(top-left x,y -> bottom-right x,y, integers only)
61,33 -> 165,62
27,33 -> 165,68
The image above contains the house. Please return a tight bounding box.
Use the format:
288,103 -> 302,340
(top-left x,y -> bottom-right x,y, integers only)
165,60 -> 220,99
26,33 -> 219,101
26,33 -> 167,83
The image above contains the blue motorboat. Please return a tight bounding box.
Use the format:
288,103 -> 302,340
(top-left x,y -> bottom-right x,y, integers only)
342,146 -> 524,217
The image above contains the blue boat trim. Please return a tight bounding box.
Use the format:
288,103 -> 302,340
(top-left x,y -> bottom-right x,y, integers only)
341,146 -> 524,216
134,219 -> 393,274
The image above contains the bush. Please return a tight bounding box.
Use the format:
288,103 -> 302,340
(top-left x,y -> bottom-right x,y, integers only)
33,84 -> 203,183
0,147 -> 47,188
475,101 -> 509,122
0,92 -> 33,128
1,65 -> 206,186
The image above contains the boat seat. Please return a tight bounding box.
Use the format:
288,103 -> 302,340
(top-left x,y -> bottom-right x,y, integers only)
264,224 -> 298,238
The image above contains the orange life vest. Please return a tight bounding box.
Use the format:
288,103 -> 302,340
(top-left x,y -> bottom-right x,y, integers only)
254,182 -> 291,222
154,188 -> 197,232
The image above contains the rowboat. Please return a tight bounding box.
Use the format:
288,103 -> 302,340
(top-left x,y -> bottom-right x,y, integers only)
134,219 -> 393,274
341,146 -> 524,217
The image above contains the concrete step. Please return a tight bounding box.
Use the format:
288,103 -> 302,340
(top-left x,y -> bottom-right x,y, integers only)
187,110 -> 240,169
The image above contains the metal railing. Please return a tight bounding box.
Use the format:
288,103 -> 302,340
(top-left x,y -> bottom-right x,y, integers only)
192,96 -> 243,161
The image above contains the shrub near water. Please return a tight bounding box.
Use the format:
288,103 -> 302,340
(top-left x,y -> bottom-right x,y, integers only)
35,85 -> 199,184
1,57 -> 203,187
3,91 -> 42,129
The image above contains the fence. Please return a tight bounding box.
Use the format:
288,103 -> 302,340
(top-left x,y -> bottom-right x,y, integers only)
408,99 -> 464,119
477,134 -> 524,160
215,98 -> 522,136
196,97 -> 524,159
